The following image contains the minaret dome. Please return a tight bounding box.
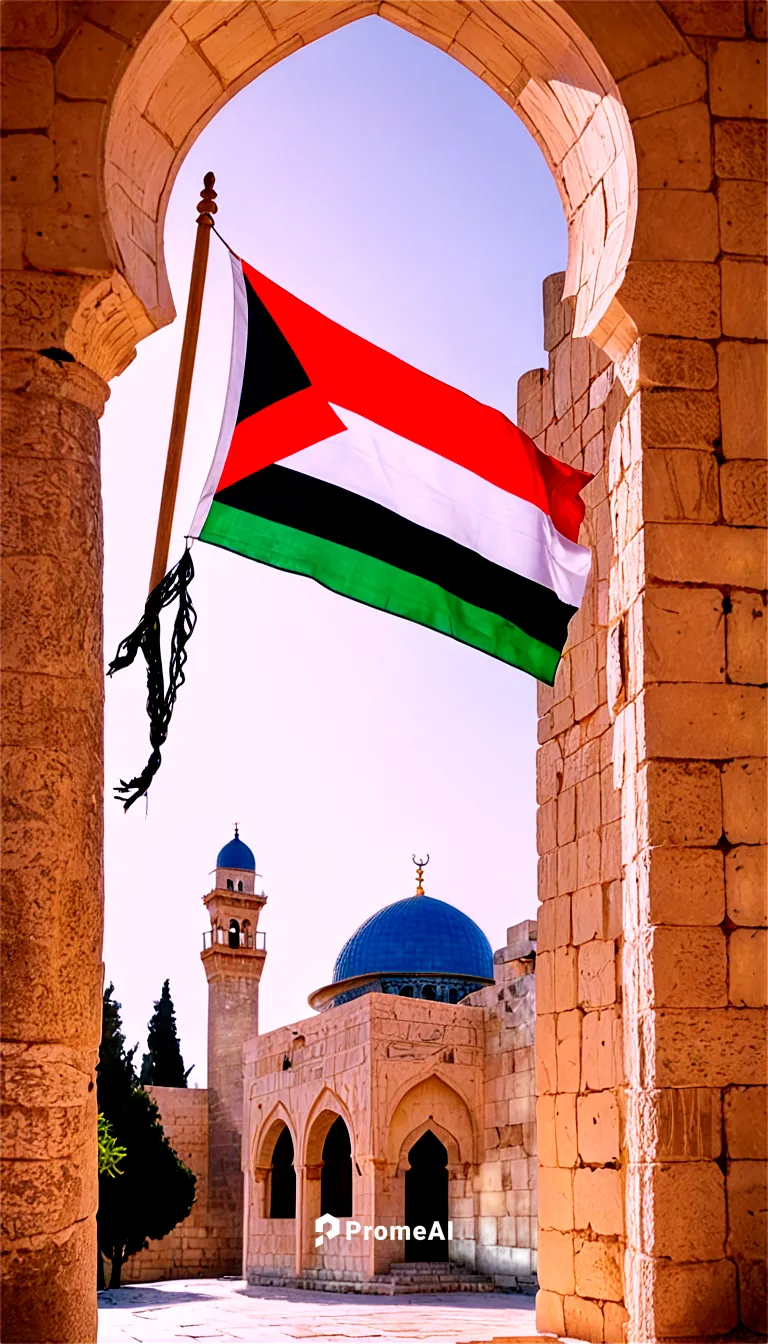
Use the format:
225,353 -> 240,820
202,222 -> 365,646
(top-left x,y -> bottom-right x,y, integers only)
215,824 -> 257,894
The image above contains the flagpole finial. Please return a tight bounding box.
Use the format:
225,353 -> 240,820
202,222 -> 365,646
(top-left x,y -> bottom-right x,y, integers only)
197,172 -> 217,229
412,854 -> 429,896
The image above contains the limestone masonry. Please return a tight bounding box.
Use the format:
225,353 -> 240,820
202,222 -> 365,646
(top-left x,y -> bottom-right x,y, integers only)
1,3 -> 766,1342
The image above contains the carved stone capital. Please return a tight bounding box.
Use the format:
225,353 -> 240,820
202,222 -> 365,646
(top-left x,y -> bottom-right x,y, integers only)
1,268 -> 155,385
64,271 -> 156,381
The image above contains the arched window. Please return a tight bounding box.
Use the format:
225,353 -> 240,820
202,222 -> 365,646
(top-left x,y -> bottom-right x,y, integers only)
269,1126 -> 296,1218
237,879 -> 244,892
421,984 -> 436,1001
399,985 -> 414,998
320,1116 -> 353,1218
228,919 -> 240,948
448,987 -> 460,1004
226,878 -> 234,891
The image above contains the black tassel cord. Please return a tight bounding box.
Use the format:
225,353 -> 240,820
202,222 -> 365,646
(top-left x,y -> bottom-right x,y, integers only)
107,549 -> 197,810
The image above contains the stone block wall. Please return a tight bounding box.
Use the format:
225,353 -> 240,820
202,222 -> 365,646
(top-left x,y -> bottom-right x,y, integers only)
244,1217 -> 295,1275
519,272 -> 628,1342
524,256 -> 767,1342
120,1087 -> 216,1284
463,920 -> 538,1291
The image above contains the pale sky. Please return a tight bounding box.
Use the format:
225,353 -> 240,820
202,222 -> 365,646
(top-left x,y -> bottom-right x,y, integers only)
101,16 -> 566,1084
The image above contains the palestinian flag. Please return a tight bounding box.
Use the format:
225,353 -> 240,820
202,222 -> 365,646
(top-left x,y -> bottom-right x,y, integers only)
190,253 -> 592,684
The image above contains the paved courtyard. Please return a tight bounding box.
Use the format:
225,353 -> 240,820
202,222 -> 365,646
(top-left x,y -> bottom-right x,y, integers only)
98,1278 -> 541,1343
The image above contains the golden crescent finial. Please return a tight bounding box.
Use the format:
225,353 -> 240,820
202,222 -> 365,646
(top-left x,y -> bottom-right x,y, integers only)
412,853 -> 429,896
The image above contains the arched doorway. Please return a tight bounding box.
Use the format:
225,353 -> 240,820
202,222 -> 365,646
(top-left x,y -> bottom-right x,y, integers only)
320,1115 -> 353,1218
268,1125 -> 296,1219
404,1130 -> 449,1262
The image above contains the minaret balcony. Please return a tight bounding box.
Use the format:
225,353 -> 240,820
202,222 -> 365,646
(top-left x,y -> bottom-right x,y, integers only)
203,927 -> 266,952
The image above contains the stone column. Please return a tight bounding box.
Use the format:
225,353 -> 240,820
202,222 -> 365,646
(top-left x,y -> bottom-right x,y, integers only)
299,1163 -> 324,1271
1,350 -> 107,1343
293,1165 -> 305,1277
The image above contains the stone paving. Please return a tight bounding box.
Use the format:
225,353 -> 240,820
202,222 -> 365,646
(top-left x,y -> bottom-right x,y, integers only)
97,1278 -> 541,1344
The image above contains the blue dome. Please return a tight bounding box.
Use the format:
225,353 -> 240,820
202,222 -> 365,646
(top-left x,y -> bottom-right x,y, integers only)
333,895 -> 493,983
216,831 -> 255,871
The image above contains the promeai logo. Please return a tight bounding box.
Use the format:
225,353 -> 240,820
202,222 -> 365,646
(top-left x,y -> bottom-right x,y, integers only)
314,1215 -> 452,1245
314,1214 -> 340,1247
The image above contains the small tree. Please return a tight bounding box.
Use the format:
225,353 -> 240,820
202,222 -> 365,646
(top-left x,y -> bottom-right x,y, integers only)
97,984 -> 196,1288
140,979 -> 193,1087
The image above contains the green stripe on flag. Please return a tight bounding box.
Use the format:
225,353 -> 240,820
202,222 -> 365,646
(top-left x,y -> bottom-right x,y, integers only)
200,500 -> 561,683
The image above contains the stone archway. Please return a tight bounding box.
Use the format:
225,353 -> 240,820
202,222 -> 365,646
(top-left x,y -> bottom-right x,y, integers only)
386,1074 -> 476,1167
301,1099 -> 358,1273
94,0 -> 637,377
376,1075 -> 476,1276
253,1110 -> 299,1220
244,1109 -> 299,1278
2,4 -> 766,1342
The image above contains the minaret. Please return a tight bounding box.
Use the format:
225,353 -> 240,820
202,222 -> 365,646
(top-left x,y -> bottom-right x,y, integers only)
201,826 -> 266,1271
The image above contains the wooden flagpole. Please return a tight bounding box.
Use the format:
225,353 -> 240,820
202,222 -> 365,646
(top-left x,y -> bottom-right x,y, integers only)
148,171 -> 217,594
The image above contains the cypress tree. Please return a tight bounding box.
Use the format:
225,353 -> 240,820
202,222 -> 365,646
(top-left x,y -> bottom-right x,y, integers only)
100,981 -> 138,1101
139,979 -> 193,1087
97,983 -> 196,1288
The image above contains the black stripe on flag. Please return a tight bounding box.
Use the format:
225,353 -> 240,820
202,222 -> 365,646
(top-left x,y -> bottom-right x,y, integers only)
215,466 -> 576,649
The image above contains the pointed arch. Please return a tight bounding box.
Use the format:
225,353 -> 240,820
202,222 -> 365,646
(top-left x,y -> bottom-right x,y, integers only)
394,1115 -> 461,1171
386,1074 -> 477,1168
252,1100 -> 298,1169
386,1064 -> 480,1139
104,1 -> 637,362
301,1087 -> 357,1167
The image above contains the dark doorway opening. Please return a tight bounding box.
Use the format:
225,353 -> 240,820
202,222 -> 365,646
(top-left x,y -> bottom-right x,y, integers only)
269,1125 -> 296,1218
320,1115 -> 353,1217
404,1129 -> 449,1261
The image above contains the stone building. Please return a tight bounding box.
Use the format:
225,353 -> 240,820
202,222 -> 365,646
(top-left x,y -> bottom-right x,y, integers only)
124,838 -> 540,1294
243,861 -> 539,1293
1,3 -> 766,1341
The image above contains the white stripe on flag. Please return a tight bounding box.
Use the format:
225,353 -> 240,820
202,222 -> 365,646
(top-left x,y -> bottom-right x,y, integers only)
279,404 -> 591,606
189,253 -> 248,540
